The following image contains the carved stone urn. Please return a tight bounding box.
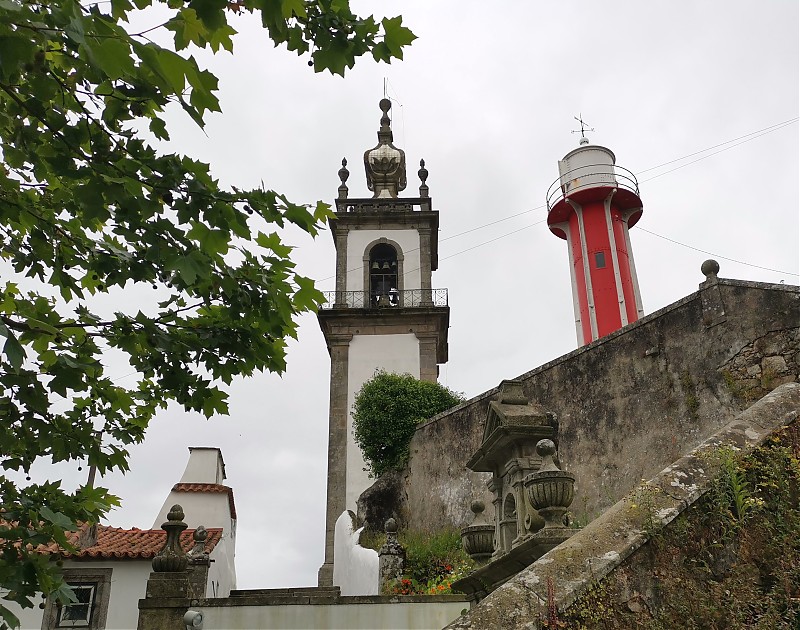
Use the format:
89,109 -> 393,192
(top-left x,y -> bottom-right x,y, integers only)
152,504 -> 188,572
461,500 -> 495,563
523,440 -> 575,529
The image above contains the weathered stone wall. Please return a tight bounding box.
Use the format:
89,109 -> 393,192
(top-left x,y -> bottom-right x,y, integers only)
444,382 -> 800,630
379,279 -> 799,534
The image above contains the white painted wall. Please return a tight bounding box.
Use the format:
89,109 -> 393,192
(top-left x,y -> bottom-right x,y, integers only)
11,560 -> 152,630
153,492 -> 234,532
345,229 -> 422,293
346,334 -> 420,509
178,447 -> 226,484
207,533 -> 237,598
198,600 -> 469,630
332,511 -> 378,596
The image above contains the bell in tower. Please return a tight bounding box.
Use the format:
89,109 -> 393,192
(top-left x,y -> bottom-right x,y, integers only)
316,100 -> 450,587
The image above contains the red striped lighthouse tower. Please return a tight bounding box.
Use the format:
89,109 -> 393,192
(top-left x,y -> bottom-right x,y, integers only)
546,124 -> 645,345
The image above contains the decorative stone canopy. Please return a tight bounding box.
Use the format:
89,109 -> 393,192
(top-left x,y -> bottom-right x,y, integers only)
465,380 -> 558,558
466,380 -> 557,473
455,388 -> 578,602
363,98 -> 407,199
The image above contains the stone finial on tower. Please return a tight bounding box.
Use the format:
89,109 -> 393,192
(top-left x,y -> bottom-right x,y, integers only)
142,505 -> 193,622
363,99 -> 407,199
338,158 -> 349,199
418,159 -> 429,198
189,525 -> 209,558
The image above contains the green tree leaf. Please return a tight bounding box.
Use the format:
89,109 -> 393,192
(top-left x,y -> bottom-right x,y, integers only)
39,506 -> 76,530
0,0 -> 415,622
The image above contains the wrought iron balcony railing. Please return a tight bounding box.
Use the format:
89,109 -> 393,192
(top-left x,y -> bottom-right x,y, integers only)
320,288 -> 448,310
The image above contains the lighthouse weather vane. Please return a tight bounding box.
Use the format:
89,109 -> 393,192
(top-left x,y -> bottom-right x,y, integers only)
571,114 -> 594,145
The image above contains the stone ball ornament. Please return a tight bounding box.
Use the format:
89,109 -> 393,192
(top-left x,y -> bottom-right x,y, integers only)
152,504 -> 189,572
701,259 -> 720,280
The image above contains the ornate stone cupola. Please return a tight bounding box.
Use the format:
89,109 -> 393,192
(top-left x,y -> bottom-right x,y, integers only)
317,99 -> 450,588
363,98 -> 407,199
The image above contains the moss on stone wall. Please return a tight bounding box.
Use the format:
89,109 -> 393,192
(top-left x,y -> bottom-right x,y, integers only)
553,424 -> 800,629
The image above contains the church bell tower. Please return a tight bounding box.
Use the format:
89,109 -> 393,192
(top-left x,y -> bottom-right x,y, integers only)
317,99 -> 450,586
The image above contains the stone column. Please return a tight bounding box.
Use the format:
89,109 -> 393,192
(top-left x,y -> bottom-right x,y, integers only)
418,226 -> 433,305
487,477 -> 503,559
416,331 -> 438,383
187,526 -> 210,599
334,228 -> 349,307
319,334 -> 352,587
699,259 -> 727,328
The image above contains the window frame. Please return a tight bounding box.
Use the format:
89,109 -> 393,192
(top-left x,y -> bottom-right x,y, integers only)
41,568 -> 112,630
594,251 -> 607,269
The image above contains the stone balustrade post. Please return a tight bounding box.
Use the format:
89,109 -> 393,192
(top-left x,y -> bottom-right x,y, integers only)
378,518 -> 406,592
137,504 -> 192,630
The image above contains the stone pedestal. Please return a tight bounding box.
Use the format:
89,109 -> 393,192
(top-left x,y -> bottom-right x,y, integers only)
137,505 -> 193,630
378,518 -> 406,591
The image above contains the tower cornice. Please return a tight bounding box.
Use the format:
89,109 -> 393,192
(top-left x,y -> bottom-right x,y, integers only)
317,306 -> 450,364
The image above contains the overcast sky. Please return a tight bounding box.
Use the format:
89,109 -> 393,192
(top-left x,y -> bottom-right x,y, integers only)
26,1 -> 798,590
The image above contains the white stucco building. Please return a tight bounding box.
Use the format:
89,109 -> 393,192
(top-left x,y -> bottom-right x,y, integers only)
10,447 -> 236,630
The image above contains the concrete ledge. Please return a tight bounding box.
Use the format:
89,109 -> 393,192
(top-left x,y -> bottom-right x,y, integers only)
445,382 -> 800,629
197,593 -> 469,607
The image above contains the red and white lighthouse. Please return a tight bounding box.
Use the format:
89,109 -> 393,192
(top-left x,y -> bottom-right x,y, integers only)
546,136 -> 645,345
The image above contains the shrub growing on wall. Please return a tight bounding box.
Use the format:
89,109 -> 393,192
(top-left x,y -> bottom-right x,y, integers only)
353,371 -> 464,477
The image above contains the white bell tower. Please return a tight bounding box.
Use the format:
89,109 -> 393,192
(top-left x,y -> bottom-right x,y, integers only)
317,99 -> 450,586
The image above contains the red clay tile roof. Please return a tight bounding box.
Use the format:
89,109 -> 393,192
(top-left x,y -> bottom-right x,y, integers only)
38,525 -> 223,560
171,483 -> 237,520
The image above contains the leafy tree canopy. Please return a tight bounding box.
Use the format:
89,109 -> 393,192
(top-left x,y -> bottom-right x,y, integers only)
0,0 -> 415,625
353,370 -> 464,478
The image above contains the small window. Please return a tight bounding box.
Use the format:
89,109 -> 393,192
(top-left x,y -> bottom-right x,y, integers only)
594,252 -> 606,269
57,584 -> 95,627
42,569 -> 111,630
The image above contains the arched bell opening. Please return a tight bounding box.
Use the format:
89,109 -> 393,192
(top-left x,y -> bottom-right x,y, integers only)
368,243 -> 399,307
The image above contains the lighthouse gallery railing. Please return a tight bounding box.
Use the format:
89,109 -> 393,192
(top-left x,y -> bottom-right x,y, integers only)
546,164 -> 640,211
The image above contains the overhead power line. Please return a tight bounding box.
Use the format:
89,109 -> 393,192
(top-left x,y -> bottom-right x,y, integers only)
319,117 -> 798,284
636,117 -> 798,175
637,228 -> 798,276
639,118 -> 798,183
